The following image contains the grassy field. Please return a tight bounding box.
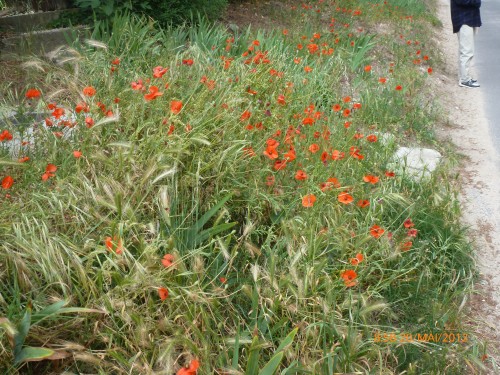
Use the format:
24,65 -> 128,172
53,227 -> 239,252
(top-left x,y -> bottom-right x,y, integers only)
0,0 -> 492,373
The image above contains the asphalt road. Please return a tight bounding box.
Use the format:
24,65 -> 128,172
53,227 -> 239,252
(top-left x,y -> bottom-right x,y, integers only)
475,0 -> 500,151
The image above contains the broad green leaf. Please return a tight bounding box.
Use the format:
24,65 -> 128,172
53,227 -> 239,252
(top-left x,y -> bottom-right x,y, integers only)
259,352 -> 284,375
245,334 -> 261,375
197,222 -> 237,243
32,301 -> 105,326
274,327 -> 298,353
14,346 -> 54,365
31,300 -> 67,324
193,194 -> 232,233
14,304 -> 32,356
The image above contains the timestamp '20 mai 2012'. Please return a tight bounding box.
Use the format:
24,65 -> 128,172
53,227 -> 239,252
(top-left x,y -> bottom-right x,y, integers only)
373,331 -> 468,344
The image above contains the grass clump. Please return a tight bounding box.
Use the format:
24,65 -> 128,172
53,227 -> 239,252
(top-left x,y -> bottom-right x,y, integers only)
0,0 -> 489,373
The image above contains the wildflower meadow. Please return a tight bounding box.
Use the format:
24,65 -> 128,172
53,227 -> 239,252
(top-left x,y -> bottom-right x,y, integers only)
0,0 -> 490,373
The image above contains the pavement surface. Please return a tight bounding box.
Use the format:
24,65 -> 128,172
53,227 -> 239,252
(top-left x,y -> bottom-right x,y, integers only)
475,0 -> 500,151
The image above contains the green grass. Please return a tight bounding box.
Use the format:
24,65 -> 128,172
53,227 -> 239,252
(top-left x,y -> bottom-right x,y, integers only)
0,0 -> 493,373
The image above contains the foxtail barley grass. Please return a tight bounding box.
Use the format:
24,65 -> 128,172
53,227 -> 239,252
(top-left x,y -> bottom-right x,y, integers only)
0,0 -> 491,373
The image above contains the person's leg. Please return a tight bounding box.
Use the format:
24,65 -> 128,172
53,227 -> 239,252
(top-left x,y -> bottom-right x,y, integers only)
458,25 -> 475,83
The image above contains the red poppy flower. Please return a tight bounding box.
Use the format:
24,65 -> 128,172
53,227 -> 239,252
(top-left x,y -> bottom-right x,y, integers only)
385,170 -> 395,177
85,117 -> 94,128
327,177 -> 340,188
18,156 -> 29,163
304,66 -> 313,73
1,176 -> 14,189
307,43 -> 319,54
332,104 -> 341,112
350,253 -> 364,265
82,86 -> 96,97
366,134 -> 377,142
395,85 -> 402,91
182,59 -> 194,66
407,228 -> 418,237
131,79 -> 144,90
239,110 -> 251,121
111,57 -> 120,65
177,359 -> 199,375
349,147 -> 364,160
302,194 -> 316,207
308,144 -> 320,153
338,192 -> 353,204
75,102 -> 89,113
263,146 -> 278,160
357,199 -> 369,208
144,86 -> 163,101
246,86 -> 257,95
161,253 -> 174,267
105,236 -> 123,254
295,170 -> 307,181
364,65 -> 371,72
170,100 -> 183,114
321,151 -> 329,163
46,164 -> 57,174
158,287 -> 169,300
343,96 -> 351,103
283,147 -> 296,162
25,88 -> 41,99
370,225 -> 385,238
52,107 -> 65,119
340,269 -> 358,287
319,182 -> 329,192
401,241 -> 412,252
41,164 -> 57,181
273,159 -> 287,171
378,77 -> 387,84
104,236 -> 113,251
331,150 -> 344,160
0,130 -> 13,141
277,94 -> 286,105
153,66 -> 168,78
403,218 -> 414,228
73,150 -> 82,158
363,175 -> 379,184
302,117 -> 314,125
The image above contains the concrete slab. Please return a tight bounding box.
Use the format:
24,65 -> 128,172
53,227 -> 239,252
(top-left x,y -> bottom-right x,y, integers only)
0,111 -> 75,158
391,146 -> 442,180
